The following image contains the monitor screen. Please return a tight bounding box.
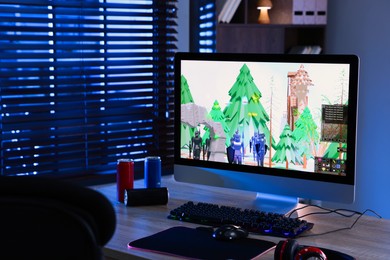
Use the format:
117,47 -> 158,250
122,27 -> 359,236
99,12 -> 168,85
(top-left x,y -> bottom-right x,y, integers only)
174,52 -> 359,213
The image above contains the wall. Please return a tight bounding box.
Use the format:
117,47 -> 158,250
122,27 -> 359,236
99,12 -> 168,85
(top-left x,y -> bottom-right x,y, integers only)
324,0 -> 390,218
177,1 -> 189,52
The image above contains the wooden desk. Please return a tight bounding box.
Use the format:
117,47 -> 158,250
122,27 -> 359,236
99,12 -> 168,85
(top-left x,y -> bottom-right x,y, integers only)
92,175 -> 390,260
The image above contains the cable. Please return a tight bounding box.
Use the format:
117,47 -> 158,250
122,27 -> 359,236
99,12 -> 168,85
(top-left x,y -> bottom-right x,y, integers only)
288,204 -> 367,218
287,205 -> 382,237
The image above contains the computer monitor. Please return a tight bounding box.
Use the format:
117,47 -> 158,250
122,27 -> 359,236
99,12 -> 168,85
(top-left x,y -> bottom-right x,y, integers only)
174,52 -> 359,214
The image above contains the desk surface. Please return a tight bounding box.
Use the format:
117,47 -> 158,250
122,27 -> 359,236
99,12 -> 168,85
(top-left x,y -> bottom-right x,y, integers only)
93,175 -> 390,260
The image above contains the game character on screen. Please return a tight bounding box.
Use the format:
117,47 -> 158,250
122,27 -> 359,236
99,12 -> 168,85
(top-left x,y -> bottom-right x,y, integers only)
191,130 -> 202,160
203,137 -> 210,161
226,138 -> 235,164
250,131 -> 268,166
232,130 -> 244,164
250,132 -> 259,161
255,133 -> 268,167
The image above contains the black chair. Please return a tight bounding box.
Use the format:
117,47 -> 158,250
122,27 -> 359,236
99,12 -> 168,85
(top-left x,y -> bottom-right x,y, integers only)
0,175 -> 116,260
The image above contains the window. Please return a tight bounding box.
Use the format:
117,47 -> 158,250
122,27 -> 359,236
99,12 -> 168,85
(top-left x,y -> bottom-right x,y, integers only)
190,0 -> 216,52
0,0 -> 177,178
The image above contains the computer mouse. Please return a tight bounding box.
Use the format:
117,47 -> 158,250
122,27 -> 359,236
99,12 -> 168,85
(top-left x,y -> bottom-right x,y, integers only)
212,224 -> 249,241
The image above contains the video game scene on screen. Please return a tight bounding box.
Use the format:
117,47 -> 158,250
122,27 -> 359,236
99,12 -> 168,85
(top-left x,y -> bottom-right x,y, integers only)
180,61 -> 349,176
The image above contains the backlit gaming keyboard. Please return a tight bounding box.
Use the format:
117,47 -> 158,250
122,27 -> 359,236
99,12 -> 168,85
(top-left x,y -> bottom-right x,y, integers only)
168,201 -> 314,238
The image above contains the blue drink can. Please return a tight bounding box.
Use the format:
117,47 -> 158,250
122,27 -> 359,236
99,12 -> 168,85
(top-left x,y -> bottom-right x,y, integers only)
144,156 -> 161,188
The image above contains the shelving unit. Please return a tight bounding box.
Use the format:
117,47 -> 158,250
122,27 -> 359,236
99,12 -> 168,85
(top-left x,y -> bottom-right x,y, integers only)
216,0 -> 326,54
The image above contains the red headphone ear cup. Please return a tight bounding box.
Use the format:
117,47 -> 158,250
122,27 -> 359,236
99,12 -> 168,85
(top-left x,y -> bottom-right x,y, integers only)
274,240 -> 287,260
274,239 -> 299,260
295,246 -> 327,260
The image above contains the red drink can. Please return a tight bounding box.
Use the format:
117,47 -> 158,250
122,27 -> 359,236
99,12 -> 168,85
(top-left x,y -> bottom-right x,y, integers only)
116,159 -> 134,203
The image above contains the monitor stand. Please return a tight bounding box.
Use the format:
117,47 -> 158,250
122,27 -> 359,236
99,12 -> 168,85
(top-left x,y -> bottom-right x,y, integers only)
252,192 -> 298,215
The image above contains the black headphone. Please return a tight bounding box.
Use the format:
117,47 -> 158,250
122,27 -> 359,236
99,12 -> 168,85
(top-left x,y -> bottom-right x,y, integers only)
274,239 -> 327,260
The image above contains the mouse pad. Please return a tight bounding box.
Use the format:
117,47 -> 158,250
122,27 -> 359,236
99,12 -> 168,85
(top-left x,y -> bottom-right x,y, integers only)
128,226 -> 276,260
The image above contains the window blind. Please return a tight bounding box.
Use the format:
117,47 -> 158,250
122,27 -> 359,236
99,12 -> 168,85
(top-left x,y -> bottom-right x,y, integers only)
190,0 -> 216,53
0,0 -> 177,177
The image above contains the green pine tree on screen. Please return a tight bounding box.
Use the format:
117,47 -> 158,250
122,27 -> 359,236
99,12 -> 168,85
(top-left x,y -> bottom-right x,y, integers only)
180,75 -> 196,149
272,124 -> 303,169
292,107 -> 320,168
323,143 -> 347,160
322,69 -> 349,160
202,100 -> 231,147
223,64 -> 272,149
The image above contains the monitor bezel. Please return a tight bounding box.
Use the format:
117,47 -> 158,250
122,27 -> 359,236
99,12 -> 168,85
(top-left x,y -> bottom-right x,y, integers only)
174,52 -> 359,188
